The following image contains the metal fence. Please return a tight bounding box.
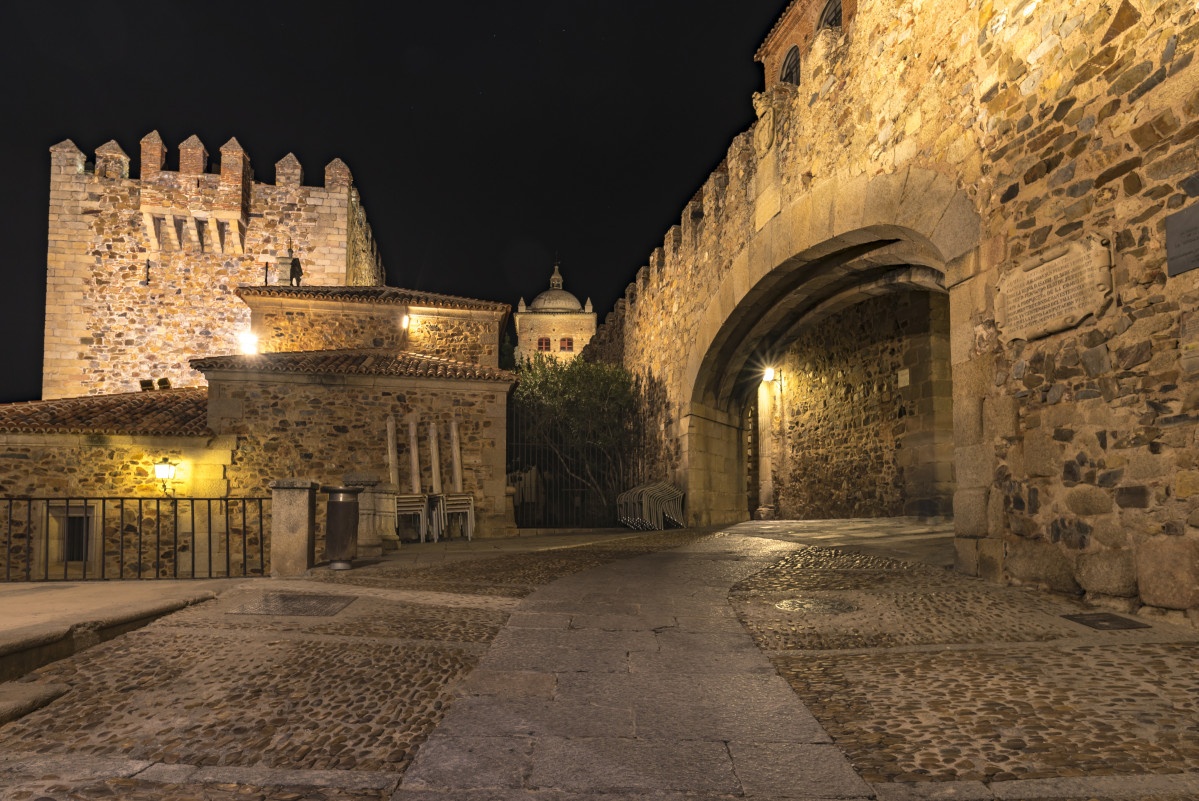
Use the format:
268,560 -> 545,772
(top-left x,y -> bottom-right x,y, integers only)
506,406 -> 622,529
0,497 -> 269,581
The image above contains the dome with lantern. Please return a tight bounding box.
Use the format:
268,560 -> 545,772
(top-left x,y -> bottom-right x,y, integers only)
519,264 -> 592,314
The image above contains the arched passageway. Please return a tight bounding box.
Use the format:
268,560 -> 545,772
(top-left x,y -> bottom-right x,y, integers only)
677,168 -> 980,526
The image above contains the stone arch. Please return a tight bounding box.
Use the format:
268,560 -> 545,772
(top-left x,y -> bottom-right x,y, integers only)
678,166 -> 980,525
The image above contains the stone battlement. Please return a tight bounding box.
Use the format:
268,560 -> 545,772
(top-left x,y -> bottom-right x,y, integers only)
44,132 -> 386,400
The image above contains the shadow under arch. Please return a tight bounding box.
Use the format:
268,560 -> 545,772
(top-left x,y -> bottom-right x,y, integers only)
676,167 -> 980,526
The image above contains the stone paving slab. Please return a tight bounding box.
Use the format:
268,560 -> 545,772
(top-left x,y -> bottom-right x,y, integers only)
400,534 -> 854,800
728,741 -> 874,798
433,696 -> 636,738
526,737 -> 741,794
401,735 -> 534,790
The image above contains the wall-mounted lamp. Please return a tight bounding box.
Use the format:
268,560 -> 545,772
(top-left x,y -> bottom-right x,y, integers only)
154,458 -> 177,495
763,367 -> 776,382
237,331 -> 259,355
401,314 -> 410,331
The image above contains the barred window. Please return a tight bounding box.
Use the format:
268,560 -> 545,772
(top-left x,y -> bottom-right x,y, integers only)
817,0 -> 842,30
780,46 -> 801,85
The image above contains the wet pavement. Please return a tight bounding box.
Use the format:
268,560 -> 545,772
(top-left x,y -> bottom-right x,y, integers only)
1,520 -> 1197,800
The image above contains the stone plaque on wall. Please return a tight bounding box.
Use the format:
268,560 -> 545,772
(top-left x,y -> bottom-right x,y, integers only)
996,235 -> 1113,343
1166,203 -> 1199,277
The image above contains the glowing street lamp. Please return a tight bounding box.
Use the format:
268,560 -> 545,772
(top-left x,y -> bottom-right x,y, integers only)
154,458 -> 177,495
237,330 -> 259,355
763,367 -> 776,382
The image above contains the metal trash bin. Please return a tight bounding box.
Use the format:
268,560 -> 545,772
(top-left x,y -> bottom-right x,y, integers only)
322,485 -> 362,570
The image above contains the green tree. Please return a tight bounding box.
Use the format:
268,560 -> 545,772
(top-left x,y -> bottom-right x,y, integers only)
511,355 -> 637,521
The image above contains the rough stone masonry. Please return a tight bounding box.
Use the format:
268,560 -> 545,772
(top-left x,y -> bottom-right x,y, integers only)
584,0 -> 1199,619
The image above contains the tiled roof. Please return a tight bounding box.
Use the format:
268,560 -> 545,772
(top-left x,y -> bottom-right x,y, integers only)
0,388 -> 210,437
191,349 -> 515,383
755,0 -> 802,60
235,285 -> 510,313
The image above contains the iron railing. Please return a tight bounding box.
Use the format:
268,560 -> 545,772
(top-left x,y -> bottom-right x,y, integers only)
0,497 -> 268,581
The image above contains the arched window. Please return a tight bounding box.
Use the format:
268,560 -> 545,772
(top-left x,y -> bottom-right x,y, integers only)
817,0 -> 842,30
559,337 -> 574,352
537,337 -> 551,352
780,46 -> 801,85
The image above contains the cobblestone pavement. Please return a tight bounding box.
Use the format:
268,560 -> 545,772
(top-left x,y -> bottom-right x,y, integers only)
2,521 -> 1199,800
0,532 -> 707,800
728,523 -> 1199,798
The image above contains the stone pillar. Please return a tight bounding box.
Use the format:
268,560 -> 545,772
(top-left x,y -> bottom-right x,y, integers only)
756,379 -> 776,520
343,473 -> 396,558
269,479 -> 318,577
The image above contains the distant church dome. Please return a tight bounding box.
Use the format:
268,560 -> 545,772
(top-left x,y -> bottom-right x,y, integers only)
529,264 -> 583,312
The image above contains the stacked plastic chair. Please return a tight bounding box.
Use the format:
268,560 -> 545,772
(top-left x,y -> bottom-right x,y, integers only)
617,481 -> 685,530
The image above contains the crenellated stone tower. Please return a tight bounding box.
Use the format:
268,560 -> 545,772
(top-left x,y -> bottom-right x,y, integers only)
43,133 -> 386,399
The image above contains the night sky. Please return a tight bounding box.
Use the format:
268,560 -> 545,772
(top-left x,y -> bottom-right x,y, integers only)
2,1 -> 786,403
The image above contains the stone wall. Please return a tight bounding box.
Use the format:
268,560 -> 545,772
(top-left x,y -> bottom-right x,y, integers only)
256,307 -> 405,353
513,311 -> 597,362
772,292 -> 952,519
585,0 -> 1199,614
0,434 -> 248,580
407,312 -> 503,368
207,374 -> 510,544
43,136 -> 384,400
949,0 -> 1199,616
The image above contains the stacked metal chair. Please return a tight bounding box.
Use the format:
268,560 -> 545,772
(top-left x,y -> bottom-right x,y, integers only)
427,493 -> 447,542
617,481 -> 685,530
395,418 -> 473,543
396,493 -> 432,543
443,493 -> 474,541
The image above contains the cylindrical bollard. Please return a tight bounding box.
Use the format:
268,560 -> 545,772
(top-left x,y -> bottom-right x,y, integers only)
322,485 -> 362,570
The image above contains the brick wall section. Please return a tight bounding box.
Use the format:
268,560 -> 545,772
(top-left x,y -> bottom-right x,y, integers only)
773,292 -> 952,519
756,0 -> 859,87
207,374 -> 510,544
584,0 -> 1199,612
43,136 -> 384,400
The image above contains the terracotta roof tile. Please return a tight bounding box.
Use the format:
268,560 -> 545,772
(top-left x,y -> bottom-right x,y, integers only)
755,0 -> 801,60
0,388 -> 210,437
235,285 -> 510,313
191,349 -> 515,383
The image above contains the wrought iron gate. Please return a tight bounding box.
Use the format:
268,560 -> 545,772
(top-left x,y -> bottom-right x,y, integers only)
506,404 -> 620,528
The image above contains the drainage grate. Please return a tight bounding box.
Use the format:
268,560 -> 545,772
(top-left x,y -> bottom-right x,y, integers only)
1062,612 -> 1150,630
775,598 -> 858,615
230,592 -> 358,617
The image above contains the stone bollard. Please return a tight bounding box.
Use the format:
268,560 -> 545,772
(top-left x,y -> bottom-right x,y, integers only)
343,472 -> 398,558
268,479 -> 318,577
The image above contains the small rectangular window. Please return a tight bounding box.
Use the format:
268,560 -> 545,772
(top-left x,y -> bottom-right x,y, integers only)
560,337 -> 573,352
64,515 -> 89,562
537,337 -> 552,352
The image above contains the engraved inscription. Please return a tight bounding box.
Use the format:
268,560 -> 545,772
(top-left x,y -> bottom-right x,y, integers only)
1166,204 -> 1199,277
996,236 -> 1112,343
